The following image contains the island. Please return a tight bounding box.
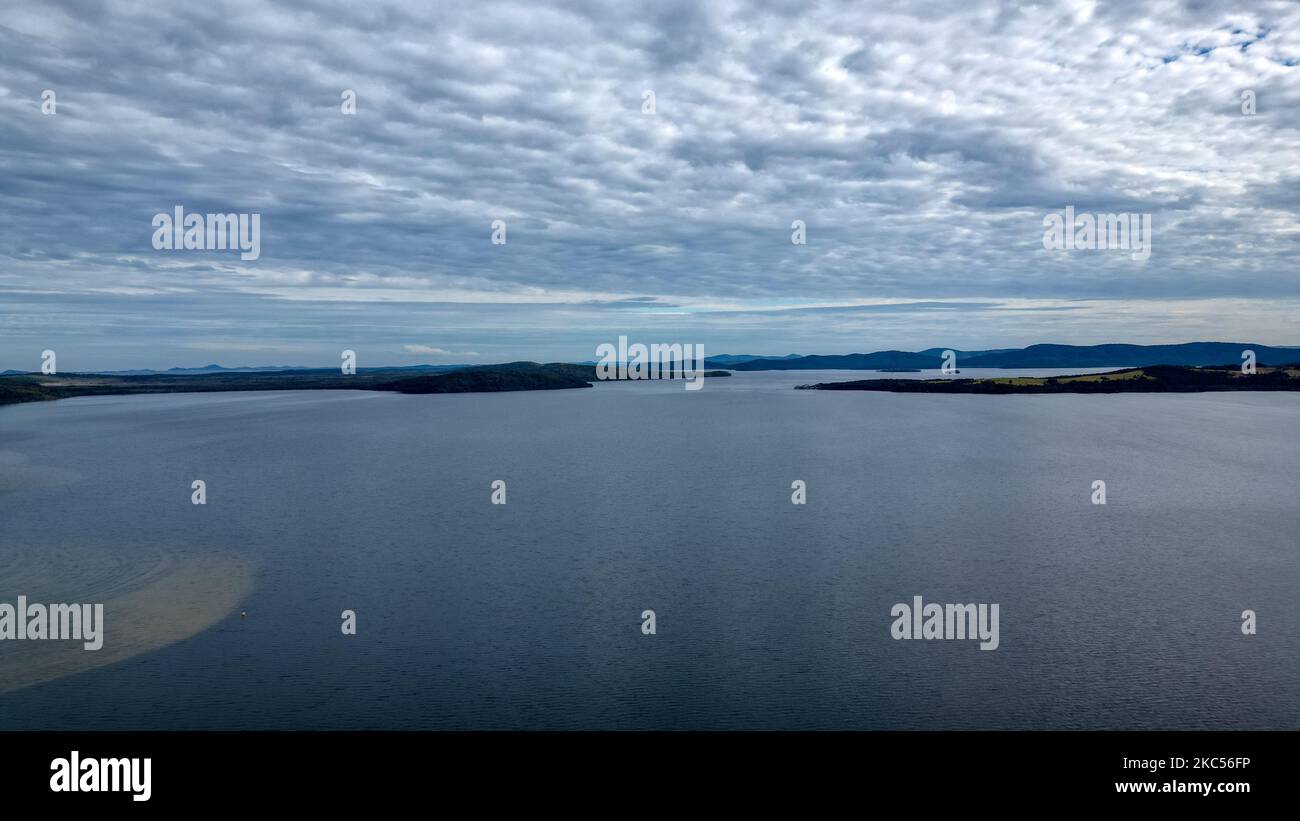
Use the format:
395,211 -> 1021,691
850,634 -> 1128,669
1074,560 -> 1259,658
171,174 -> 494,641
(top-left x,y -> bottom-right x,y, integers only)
796,364 -> 1300,393
0,362 -> 732,407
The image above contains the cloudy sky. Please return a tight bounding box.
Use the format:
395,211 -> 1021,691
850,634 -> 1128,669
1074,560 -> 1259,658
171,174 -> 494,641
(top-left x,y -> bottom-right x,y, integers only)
1,0 -> 1298,370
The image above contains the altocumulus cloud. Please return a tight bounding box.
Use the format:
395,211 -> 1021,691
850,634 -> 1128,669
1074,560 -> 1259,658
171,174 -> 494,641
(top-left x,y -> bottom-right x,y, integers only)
0,0 -> 1297,368
401,345 -> 478,357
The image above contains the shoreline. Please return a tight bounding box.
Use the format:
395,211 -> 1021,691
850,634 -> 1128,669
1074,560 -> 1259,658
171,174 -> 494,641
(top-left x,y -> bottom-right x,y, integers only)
0,363 -> 733,407
797,365 -> 1300,394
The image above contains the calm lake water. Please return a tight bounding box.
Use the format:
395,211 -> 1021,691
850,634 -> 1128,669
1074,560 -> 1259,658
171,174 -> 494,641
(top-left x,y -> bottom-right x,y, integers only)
1,370 -> 1297,729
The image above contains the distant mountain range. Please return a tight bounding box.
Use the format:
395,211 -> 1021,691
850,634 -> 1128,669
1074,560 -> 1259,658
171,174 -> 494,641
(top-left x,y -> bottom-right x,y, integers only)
4,343 -> 1297,378
702,354 -> 803,365
707,343 -> 1300,370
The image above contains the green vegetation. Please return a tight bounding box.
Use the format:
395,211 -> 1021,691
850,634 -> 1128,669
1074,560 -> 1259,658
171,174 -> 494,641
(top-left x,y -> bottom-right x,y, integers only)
797,365 -> 1300,394
0,362 -> 732,407
374,363 -> 594,394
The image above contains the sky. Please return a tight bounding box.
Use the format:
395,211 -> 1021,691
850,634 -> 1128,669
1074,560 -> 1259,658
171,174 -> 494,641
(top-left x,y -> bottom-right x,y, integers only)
1,0 -> 1298,370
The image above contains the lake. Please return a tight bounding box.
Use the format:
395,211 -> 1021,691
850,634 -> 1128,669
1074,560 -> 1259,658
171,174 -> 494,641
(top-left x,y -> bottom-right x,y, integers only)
1,370 -> 1297,729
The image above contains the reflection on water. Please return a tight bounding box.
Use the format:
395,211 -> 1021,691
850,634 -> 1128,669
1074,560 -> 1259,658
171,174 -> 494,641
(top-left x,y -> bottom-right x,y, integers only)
0,373 -> 1296,729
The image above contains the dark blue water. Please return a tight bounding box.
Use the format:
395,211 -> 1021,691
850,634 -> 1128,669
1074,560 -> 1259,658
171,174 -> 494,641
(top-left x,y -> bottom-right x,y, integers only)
1,371 -> 1297,728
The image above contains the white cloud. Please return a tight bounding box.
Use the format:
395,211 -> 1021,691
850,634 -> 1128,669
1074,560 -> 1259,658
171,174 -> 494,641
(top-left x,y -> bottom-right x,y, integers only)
401,345 -> 479,357
1,0 -> 1298,367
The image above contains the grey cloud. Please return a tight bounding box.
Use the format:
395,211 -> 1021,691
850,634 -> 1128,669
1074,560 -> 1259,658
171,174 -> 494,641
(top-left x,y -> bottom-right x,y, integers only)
0,0 -> 1298,369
